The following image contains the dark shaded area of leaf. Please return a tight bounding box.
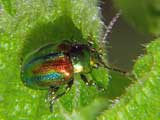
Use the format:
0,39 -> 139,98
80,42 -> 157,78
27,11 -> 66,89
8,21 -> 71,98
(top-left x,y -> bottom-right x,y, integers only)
106,71 -> 133,99
114,0 -> 160,36
22,16 -> 84,58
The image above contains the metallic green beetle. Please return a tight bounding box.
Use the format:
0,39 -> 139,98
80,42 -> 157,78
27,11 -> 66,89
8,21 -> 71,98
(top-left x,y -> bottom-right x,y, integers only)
21,12 -> 122,112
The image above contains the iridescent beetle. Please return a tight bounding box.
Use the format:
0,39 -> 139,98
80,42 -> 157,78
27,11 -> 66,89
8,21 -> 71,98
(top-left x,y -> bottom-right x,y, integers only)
21,12 -> 123,112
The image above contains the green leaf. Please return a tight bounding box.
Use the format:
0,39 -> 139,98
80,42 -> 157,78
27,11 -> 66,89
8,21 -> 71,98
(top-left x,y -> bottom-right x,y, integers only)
114,0 -> 160,36
2,0 -> 160,120
98,38 -> 160,120
0,0 -> 16,15
0,0 -> 110,119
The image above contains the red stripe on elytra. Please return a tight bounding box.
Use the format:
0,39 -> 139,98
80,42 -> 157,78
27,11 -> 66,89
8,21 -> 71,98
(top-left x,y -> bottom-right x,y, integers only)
33,56 -> 73,80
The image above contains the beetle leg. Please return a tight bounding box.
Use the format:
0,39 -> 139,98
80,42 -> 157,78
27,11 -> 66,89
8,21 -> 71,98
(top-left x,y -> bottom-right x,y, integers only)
55,79 -> 74,98
48,86 -> 59,112
80,74 -> 104,90
66,79 -> 74,92
48,79 -> 74,112
80,74 -> 93,86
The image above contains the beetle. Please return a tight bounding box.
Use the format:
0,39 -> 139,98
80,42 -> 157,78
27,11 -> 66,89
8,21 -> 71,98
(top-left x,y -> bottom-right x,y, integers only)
20,12 -> 123,112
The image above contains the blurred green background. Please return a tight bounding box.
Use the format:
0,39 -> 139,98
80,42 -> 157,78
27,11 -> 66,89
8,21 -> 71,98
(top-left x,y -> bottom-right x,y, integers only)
102,0 -> 153,71
0,0 -> 160,119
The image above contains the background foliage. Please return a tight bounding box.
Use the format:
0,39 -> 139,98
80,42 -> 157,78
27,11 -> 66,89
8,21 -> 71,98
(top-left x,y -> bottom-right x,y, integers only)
0,0 -> 160,120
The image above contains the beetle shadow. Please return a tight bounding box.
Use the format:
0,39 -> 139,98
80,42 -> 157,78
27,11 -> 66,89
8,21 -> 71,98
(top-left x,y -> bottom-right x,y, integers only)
22,16 -> 84,57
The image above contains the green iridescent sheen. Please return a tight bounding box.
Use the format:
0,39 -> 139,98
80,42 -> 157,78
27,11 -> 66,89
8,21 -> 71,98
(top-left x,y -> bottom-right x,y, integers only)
21,52 -> 66,90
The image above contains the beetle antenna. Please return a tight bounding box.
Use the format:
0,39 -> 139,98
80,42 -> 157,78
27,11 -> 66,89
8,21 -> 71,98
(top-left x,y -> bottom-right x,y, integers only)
102,11 -> 121,42
100,60 -> 127,74
104,64 -> 127,74
97,52 -> 127,74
